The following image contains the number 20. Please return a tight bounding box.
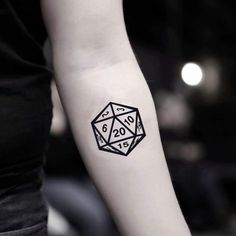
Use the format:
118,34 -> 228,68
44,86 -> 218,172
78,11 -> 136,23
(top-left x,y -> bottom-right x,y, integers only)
113,128 -> 126,137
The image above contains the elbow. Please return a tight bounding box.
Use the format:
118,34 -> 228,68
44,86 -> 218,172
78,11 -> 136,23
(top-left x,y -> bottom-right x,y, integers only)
52,33 -> 135,74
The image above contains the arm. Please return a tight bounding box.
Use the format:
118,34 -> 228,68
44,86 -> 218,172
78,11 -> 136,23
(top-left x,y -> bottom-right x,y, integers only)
41,0 -> 191,235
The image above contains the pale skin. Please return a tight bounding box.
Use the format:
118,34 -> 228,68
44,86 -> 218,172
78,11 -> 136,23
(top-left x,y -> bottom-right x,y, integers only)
41,0 -> 191,235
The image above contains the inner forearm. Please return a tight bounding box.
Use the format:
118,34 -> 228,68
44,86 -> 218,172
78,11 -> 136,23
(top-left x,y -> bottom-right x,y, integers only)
42,0 -> 190,234
54,57 -> 190,236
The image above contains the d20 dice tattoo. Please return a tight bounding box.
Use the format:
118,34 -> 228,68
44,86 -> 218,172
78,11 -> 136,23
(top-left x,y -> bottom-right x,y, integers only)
91,102 -> 146,156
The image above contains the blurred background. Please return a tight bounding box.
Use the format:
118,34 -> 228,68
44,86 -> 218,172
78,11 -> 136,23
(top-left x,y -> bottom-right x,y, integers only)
43,1 -> 236,236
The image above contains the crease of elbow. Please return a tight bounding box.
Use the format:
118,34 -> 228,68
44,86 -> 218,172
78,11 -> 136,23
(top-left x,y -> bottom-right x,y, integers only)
52,40 -> 134,74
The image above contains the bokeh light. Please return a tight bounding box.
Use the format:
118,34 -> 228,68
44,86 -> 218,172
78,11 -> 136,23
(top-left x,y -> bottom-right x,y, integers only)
181,62 -> 203,86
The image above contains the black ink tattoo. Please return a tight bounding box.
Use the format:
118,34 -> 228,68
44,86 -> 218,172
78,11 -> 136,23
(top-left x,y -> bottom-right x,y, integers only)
91,102 -> 146,156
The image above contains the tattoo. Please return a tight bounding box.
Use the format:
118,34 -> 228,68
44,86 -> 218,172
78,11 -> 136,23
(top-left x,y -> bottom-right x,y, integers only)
91,102 -> 146,156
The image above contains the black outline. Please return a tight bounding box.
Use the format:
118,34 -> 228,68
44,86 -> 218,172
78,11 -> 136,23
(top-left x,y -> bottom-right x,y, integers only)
110,102 -> 137,112
101,143 -> 126,155
127,134 -> 136,154
110,103 -> 116,116
92,126 -> 107,148
109,118 -> 134,143
92,125 -> 101,149
107,117 -> 115,143
91,102 -> 146,156
135,111 -> 146,137
93,115 -> 115,124
115,111 -> 137,135
110,136 -> 135,155
115,109 -> 138,118
128,109 -> 139,150
91,102 -> 114,124
126,134 -> 145,156
109,135 -> 135,145
101,145 -> 123,155
126,109 -> 146,155
100,147 -> 126,156
94,118 -> 113,142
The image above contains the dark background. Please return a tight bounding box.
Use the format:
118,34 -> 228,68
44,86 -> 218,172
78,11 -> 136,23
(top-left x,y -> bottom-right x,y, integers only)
45,1 -> 236,235
124,0 -> 236,234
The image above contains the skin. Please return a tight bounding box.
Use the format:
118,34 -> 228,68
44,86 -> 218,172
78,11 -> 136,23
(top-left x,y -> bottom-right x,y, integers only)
41,0 -> 191,235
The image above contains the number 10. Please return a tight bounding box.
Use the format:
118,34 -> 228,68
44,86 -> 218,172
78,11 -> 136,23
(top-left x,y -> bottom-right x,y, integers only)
123,116 -> 134,126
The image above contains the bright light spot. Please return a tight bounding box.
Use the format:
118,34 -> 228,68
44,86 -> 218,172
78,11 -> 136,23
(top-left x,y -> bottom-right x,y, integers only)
181,63 -> 203,86
48,207 -> 70,235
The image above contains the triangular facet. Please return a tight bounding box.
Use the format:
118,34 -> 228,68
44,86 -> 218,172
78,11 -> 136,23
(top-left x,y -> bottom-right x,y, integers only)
129,135 -> 143,150
116,111 -> 137,134
95,104 -> 114,122
102,145 -> 121,154
111,103 -> 135,116
110,137 -> 134,155
94,118 -> 113,142
94,128 -> 107,147
136,115 -> 145,135
109,118 -> 134,143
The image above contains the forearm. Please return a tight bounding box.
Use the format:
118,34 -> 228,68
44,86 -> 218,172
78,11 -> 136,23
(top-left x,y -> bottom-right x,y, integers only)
53,59 -> 190,236
42,0 -> 191,234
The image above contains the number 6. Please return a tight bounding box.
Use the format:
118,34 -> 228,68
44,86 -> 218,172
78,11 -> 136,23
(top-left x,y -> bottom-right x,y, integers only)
102,124 -> 107,132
